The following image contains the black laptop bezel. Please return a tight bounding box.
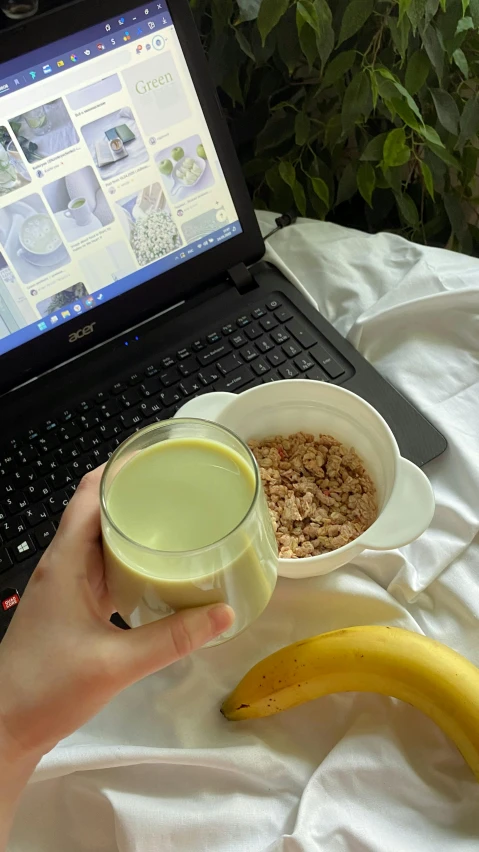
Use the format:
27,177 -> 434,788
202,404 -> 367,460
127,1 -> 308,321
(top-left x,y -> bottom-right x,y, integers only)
0,0 -> 265,396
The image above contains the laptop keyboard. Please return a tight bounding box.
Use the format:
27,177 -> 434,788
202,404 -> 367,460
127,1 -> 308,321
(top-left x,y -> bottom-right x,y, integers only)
0,295 -> 348,622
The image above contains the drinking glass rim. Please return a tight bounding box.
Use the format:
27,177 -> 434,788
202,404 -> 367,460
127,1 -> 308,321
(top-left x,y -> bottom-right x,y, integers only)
100,418 -> 262,557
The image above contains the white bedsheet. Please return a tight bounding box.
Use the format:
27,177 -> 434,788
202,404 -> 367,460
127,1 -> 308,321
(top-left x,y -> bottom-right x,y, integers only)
10,214 -> 479,851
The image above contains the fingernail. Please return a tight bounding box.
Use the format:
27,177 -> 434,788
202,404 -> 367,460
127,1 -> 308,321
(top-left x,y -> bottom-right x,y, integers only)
207,604 -> 235,636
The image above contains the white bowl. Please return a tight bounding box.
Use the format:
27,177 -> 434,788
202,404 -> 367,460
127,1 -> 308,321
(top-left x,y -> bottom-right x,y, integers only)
176,381 -> 435,580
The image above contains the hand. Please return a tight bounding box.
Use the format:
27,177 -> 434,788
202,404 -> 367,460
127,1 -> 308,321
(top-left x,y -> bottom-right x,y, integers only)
0,467 -> 234,764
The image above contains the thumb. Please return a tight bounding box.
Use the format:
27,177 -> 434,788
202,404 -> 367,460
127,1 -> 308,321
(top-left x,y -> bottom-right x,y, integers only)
114,604 -> 235,685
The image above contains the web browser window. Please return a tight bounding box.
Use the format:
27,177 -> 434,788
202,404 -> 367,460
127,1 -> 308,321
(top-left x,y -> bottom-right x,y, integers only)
0,3 -> 242,355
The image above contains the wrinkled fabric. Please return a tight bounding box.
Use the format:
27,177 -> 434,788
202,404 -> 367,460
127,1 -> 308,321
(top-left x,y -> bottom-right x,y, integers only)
10,213 -> 479,851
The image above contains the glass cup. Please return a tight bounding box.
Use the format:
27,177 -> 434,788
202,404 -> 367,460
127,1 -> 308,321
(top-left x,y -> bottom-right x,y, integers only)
0,0 -> 38,19
24,106 -> 51,136
0,142 -> 18,192
101,420 -> 278,646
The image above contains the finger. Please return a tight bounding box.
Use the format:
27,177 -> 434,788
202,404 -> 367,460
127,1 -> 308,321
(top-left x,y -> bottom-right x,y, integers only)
55,466 -> 105,549
114,604 -> 235,684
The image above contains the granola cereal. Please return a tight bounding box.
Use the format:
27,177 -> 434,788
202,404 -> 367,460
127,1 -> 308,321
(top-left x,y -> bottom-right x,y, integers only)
248,432 -> 378,559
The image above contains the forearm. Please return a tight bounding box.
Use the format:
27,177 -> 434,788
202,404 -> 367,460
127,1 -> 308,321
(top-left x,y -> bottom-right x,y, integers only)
0,730 -> 41,852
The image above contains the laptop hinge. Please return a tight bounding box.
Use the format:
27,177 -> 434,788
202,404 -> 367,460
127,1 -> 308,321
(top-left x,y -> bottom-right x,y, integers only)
228,262 -> 256,295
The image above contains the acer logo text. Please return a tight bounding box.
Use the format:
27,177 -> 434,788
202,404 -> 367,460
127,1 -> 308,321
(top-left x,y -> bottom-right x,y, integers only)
69,323 -> 96,343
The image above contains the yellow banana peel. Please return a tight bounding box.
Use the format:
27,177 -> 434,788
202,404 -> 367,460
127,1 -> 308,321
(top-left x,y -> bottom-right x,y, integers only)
221,626 -> 479,782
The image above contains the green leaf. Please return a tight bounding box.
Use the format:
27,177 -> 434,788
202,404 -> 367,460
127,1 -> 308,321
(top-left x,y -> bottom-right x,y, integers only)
338,0 -> 373,45
324,114 -> 343,150
456,15 -> 474,32
258,0 -> 289,45
382,127 -> 411,167
462,0 -> 470,13
361,133 -> 389,161
296,0 -> 319,32
256,111 -> 295,152
458,95 -> 479,151
453,48 -> 469,77
293,181 -> 307,216
309,175 -> 330,206
243,158 -> 272,178
357,162 -> 376,207
444,192 -> 471,250
376,68 -> 424,122
398,0 -> 413,21
336,162 -> 357,206
315,0 -> 335,68
405,51 -> 430,94
295,111 -> 311,145
425,0 -> 440,26
420,160 -> 435,200
297,11 -> 318,66
237,0 -> 262,21
407,0 -> 427,33
430,89 -> 460,135
395,192 -> 420,226
235,28 -> 256,60
321,50 -> 356,87
389,97 -> 422,130
341,71 -> 372,133
422,25 -> 444,82
424,138 -> 461,169
279,160 -> 296,189
470,0 -> 479,25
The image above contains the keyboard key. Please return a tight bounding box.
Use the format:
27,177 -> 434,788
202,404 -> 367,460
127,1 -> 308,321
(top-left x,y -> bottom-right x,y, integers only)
78,400 -> 92,413
129,373 -> 142,385
59,424 -> 81,442
11,469 -> 33,490
98,422 -> 122,440
26,480 -> 51,502
0,480 -> 14,501
282,342 -> 302,359
100,400 -> 121,419
139,379 -> 159,399
95,391 -> 109,404
120,389 -> 141,408
5,493 -> 28,515
222,324 -> 234,335
230,332 -> 247,349
79,414 -> 101,431
267,350 -> 287,367
217,353 -> 242,376
161,356 -> 176,368
1,588 -> 20,611
11,533 -> 36,563
76,433 -> 100,454
178,357 -> 198,378
216,365 -> 255,392
120,409 -> 145,430
55,445 -> 79,464
310,344 -> 345,379
139,400 -> 162,418
295,355 -> 315,373
252,359 -> 270,377
271,328 -> 289,345
179,377 -> 203,397
252,307 -> 265,319
206,332 -> 221,344
24,504 -> 48,527
236,315 -> 249,327
198,369 -> 219,386
0,506 -> 5,524
17,444 -> 38,464
60,409 -> 74,422
34,521 -> 56,550
144,365 -> 158,378
266,297 -> 282,311
43,419 -> 59,433
192,339 -> 205,351
275,307 -> 293,323
0,549 -> 13,575
0,456 -> 15,475
159,388 -> 182,408
46,491 -> 70,515
177,348 -> 191,360
256,335 -> 274,354
245,324 -> 263,340
260,315 -> 278,332
279,363 -> 299,379
46,469 -> 72,490
112,382 -> 127,395
159,367 -> 179,387
1,519 -> 26,541
285,320 -> 316,349
240,345 -> 258,363
197,343 -> 229,366
306,367 -> 328,382
37,433 -> 60,454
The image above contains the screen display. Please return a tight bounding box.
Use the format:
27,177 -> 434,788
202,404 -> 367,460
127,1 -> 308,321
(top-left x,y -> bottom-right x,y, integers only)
0,2 -> 242,355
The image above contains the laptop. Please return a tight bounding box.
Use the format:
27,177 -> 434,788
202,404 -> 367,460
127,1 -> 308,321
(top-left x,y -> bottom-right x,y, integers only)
0,0 -> 446,639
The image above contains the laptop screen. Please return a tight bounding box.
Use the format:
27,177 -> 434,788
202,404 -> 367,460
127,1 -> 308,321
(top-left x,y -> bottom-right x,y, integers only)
0,2 -> 242,357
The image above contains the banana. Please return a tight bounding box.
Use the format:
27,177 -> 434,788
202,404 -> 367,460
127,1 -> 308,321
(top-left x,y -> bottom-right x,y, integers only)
221,626 -> 479,781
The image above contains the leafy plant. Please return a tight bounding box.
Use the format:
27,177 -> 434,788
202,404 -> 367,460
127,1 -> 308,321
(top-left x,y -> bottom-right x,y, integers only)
189,0 -> 479,254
